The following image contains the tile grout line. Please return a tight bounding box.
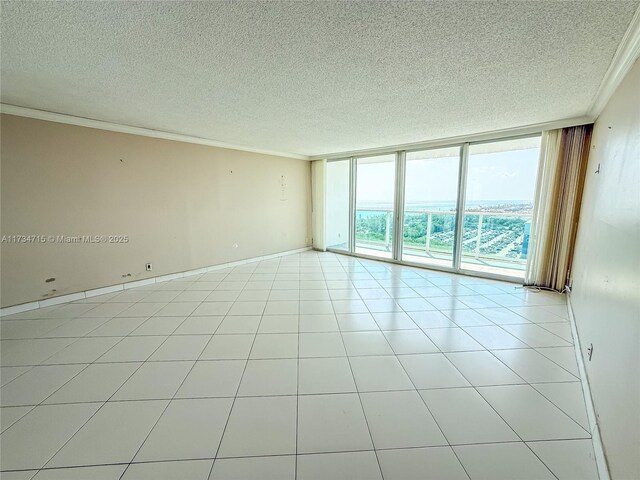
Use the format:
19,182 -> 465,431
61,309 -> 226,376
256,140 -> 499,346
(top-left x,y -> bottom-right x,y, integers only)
1,258 -> 276,475
423,278 -> 586,477
1,314 -> 185,439
118,287 -> 233,480
354,256 -> 585,477
28,267 -> 236,473
528,383 -> 592,436
329,263 -> 387,480
0,247 -> 313,317
1,267 -> 239,394
353,261 -> 472,480
439,345 -> 561,479
1,435 -> 603,475
0,251 -> 588,478
1,379 -> 592,410
205,258 -> 276,480
31,327 -> 179,473
294,256 -> 301,480
1,273 -> 210,390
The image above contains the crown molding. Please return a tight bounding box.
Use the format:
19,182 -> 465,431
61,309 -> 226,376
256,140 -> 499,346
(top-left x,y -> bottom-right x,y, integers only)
588,5 -> 640,119
1,104 -> 598,164
309,115 -> 594,161
0,104 -> 310,160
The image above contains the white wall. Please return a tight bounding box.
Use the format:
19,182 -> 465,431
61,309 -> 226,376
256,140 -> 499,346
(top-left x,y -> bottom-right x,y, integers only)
311,160 -> 326,250
0,114 -> 311,307
325,160 -> 350,249
570,59 -> 640,479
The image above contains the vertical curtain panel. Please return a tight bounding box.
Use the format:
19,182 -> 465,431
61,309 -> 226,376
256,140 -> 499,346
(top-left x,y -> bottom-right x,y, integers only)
525,124 -> 593,290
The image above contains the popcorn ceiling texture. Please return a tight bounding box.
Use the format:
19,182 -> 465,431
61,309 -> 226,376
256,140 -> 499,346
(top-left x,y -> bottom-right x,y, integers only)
1,1 -> 637,157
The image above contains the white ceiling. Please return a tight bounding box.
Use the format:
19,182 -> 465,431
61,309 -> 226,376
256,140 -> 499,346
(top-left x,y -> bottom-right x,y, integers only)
1,1 -> 638,157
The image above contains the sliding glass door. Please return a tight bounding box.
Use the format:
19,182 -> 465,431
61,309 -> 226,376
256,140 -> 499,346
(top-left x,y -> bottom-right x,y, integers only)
324,134 -> 541,280
401,146 -> 460,268
354,154 -> 396,259
460,137 -> 541,276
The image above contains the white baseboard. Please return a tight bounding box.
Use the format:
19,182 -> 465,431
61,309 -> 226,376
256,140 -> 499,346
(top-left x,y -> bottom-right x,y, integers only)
0,301 -> 41,317
566,294 -> 610,480
0,246 -> 311,317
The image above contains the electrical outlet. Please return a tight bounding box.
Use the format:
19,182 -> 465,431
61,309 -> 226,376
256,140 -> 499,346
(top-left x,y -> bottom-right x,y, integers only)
145,263 -> 153,271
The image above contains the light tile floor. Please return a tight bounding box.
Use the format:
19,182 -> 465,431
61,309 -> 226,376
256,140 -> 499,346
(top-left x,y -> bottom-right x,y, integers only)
0,251 -> 599,479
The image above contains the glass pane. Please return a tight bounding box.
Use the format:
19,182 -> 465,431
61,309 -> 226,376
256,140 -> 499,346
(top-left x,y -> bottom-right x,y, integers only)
401,146 -> 460,268
355,154 -> 396,259
325,160 -> 350,251
461,136 -> 541,277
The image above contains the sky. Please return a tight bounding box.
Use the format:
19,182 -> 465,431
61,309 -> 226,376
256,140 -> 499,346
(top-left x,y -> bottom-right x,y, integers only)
355,147 -> 540,205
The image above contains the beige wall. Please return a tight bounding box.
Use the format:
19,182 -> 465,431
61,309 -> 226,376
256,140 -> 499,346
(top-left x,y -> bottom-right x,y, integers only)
0,115 -> 311,307
570,59 -> 639,479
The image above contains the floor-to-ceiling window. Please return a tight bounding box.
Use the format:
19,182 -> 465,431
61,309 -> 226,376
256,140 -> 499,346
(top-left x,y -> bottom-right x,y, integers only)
401,146 -> 461,268
460,137 -> 541,276
354,154 -> 396,259
325,159 -> 350,251
324,134 -> 541,280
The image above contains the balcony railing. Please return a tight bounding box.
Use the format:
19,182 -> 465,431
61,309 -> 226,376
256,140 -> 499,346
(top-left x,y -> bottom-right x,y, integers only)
355,208 -> 532,267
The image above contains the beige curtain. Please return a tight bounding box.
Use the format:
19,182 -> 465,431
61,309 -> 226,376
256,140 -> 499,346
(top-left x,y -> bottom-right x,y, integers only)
525,125 -> 593,290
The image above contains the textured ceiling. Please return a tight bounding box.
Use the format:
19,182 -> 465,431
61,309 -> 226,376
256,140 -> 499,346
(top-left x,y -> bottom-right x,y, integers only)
1,1 -> 638,157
